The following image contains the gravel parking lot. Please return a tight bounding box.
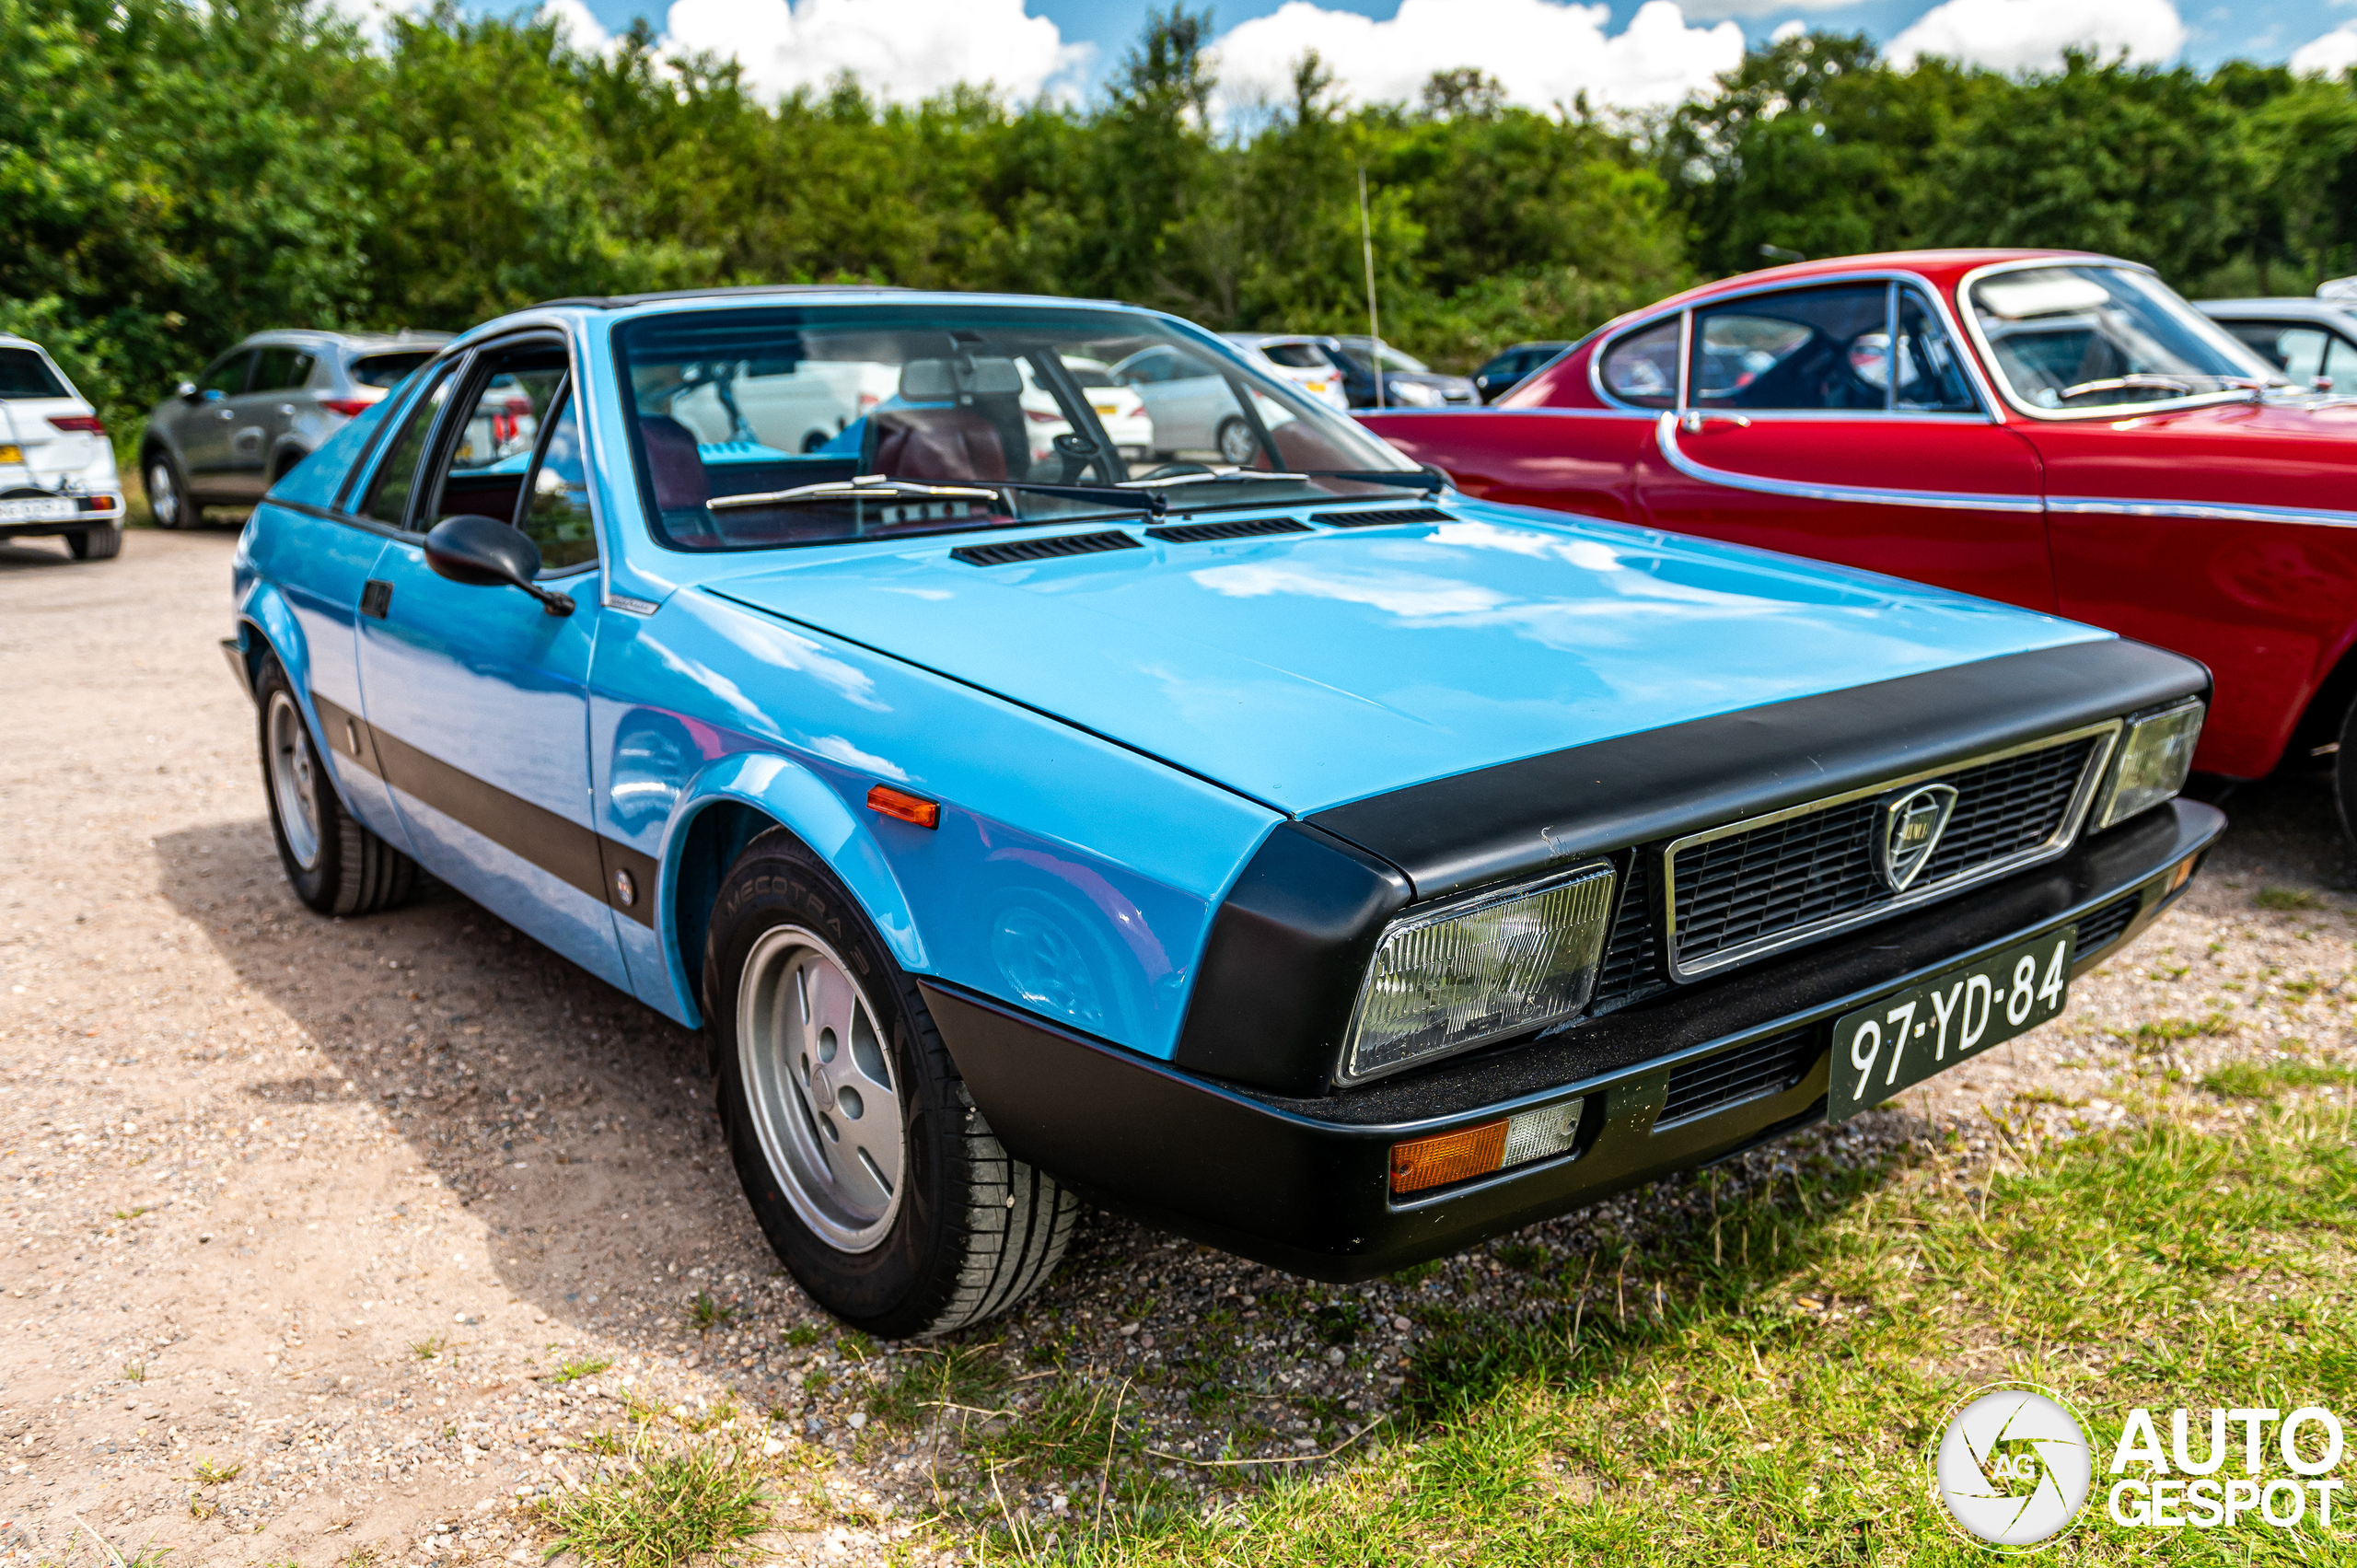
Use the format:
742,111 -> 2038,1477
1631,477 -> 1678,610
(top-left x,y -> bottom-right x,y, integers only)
5,526 -> 2351,1566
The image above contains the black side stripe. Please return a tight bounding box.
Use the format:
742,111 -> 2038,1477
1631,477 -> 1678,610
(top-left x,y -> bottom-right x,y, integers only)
311,691 -> 658,928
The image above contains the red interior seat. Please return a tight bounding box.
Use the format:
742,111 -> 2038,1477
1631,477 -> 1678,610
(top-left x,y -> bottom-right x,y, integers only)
870,407 -> 1008,482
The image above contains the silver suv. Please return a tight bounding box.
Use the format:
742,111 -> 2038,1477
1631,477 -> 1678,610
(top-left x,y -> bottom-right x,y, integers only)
141,329 -> 449,527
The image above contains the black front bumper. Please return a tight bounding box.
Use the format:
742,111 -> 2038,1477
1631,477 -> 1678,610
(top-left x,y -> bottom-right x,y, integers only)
923,798 -> 2222,1282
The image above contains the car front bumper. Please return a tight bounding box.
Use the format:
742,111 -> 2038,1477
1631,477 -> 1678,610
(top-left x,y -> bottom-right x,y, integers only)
924,796 -> 2222,1282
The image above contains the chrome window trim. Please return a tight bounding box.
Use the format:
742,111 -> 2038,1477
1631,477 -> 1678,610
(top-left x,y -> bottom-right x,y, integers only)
1956,256 -> 2282,423
2047,494 -> 2357,529
1591,270 -> 2006,417
1655,413 -> 2041,514
1658,718 -> 2122,981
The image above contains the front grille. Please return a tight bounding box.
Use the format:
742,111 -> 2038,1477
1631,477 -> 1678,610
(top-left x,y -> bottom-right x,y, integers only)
1660,1028 -> 1817,1125
1308,505 -> 1451,528
2076,894 -> 2142,954
1668,736 -> 2102,973
949,530 -> 1141,566
1588,854 -> 1667,1015
1144,517 -> 1310,544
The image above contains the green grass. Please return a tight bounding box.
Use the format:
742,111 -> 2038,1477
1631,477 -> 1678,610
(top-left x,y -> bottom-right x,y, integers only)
2256,886 -> 2327,911
688,1290 -> 737,1335
2202,1058 -> 2357,1100
958,1099 -> 2357,1564
188,1457 -> 241,1486
552,1354 -> 613,1385
538,1439 -> 771,1568
2108,1012 -> 2235,1053
409,1335 -> 445,1361
122,1359 -> 146,1382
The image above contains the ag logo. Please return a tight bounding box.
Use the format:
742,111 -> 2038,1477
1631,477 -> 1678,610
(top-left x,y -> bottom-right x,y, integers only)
1931,1381 -> 2094,1551
1875,782 -> 1958,892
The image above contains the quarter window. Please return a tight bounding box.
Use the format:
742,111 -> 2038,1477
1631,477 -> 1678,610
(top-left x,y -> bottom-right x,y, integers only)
361,369 -> 454,527
253,347 -> 316,392
198,352 -> 252,399
1598,319 -> 1678,407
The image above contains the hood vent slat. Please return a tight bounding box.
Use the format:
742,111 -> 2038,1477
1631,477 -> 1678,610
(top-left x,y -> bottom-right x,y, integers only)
1144,517 -> 1313,544
1309,505 -> 1453,528
950,530 -> 1143,567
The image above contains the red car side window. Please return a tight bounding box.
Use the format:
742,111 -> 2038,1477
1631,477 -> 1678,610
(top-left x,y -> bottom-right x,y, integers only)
1598,319 -> 1678,408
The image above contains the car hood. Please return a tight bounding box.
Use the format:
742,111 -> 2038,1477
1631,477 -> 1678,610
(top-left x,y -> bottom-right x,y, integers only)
702,504 -> 2109,815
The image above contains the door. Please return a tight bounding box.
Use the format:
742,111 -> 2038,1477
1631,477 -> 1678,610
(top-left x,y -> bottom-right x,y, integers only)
354,336 -> 629,988
1632,282 -> 2057,610
179,349 -> 255,493
248,344 -> 318,485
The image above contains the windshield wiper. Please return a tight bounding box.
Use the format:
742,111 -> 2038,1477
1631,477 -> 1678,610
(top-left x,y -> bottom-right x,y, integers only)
1117,465 -> 1314,488
1303,467 -> 1448,493
708,472 -> 1162,517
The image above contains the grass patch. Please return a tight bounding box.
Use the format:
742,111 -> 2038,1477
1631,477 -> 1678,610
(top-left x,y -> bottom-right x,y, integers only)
409,1335 -> 445,1361
1020,1100 -> 2357,1564
552,1354 -> 613,1385
688,1291 -> 737,1335
538,1439 -> 770,1568
189,1458 -> 241,1485
2202,1058 -> 2357,1100
122,1359 -> 146,1382
2257,886 -> 2326,911
2108,1013 -> 2235,1053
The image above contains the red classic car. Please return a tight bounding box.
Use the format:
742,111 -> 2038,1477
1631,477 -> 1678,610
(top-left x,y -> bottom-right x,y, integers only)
1364,249 -> 2357,826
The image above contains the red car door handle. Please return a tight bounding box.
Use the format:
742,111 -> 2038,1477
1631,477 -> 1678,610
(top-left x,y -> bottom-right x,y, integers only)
1679,411 -> 1753,434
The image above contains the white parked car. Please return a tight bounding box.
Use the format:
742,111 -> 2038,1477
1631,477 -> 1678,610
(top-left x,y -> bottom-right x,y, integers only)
0,334 -> 123,560
1020,356 -> 1155,466
1110,343 -> 1304,464
1220,333 -> 1353,411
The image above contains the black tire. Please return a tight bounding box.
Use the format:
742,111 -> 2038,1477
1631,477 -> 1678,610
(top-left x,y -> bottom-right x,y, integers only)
253,652 -> 418,917
65,524 -> 122,560
704,828 -> 1080,1338
2335,698 -> 2357,847
1213,415 -> 1258,466
145,450 -> 197,529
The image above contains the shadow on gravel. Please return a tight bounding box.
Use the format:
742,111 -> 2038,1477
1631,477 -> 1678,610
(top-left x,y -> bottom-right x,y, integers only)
149,812 -> 776,1342
2192,767 -> 2354,889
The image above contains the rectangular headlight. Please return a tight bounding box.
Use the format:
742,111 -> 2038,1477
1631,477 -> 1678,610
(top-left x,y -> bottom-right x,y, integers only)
2095,699 -> 2205,830
1340,862 -> 1616,1085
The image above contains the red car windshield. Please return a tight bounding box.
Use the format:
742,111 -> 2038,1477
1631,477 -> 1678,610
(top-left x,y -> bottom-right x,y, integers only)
1967,265 -> 2280,412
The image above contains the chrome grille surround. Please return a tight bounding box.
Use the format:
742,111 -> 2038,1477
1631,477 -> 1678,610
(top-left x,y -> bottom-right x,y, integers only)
1660,720 -> 2121,981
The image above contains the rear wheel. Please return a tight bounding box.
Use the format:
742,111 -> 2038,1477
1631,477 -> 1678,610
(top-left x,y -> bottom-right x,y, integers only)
706,829 -> 1080,1338
145,453 -> 196,529
254,652 -> 417,916
2334,698 -> 2357,847
65,525 -> 122,560
1214,416 -> 1257,466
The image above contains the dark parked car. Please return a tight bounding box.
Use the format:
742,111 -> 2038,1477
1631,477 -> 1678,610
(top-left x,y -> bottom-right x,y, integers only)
1327,336 -> 1480,409
142,329 -> 449,528
2195,288 -> 2357,394
1472,340 -> 1573,402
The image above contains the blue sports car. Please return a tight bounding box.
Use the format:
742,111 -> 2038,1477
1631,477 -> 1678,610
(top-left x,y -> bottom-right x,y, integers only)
226,286 -> 2221,1338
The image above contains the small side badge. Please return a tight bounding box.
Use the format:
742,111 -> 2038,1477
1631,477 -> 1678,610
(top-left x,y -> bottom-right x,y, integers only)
1874,783 -> 1958,892
612,868 -> 637,908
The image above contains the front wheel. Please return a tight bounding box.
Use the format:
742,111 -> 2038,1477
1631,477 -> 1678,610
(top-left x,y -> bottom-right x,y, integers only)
145,453 -> 196,529
2334,698 -> 2357,847
254,652 -> 417,917
1213,416 -> 1258,466
705,829 -> 1080,1338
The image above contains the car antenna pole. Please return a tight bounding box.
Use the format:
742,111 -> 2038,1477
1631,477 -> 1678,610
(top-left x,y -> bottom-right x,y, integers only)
1359,166 -> 1384,411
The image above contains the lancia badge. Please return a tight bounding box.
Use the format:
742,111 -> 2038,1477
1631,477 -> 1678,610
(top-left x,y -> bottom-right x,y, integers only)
1874,783 -> 1957,892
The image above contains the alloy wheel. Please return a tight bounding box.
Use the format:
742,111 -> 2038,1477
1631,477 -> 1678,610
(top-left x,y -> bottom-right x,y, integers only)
264,690 -> 321,871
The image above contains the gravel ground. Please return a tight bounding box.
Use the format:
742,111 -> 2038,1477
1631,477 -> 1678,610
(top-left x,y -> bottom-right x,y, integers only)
3,525 -> 2350,1566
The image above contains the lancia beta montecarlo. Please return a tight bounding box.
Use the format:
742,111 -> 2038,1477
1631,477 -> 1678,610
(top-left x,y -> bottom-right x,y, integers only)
225,286 -> 2222,1338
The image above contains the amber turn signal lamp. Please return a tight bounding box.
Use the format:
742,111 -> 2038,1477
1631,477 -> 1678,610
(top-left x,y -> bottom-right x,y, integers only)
866,784 -> 940,830
1389,1120 -> 1507,1196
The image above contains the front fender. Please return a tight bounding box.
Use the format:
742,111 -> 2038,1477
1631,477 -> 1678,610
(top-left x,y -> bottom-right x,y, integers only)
655,749 -> 928,1027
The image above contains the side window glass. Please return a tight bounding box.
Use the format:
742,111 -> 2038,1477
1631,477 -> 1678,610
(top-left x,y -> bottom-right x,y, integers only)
254,348 -> 315,392
1598,319 -> 1678,407
517,391 -> 598,571
2326,336 -> 2357,394
1892,293 -> 1979,412
199,353 -> 251,399
1694,285 -> 1887,411
362,371 -> 453,527
2272,327 -> 2330,386
422,345 -> 568,530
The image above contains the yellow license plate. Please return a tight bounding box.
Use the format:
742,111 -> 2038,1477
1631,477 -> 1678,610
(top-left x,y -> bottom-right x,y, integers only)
1091,402 -> 1119,415
0,445 -> 21,464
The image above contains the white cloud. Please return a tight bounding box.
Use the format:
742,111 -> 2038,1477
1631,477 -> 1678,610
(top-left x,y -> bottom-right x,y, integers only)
1770,18 -> 1809,39
659,0 -> 1093,104
543,0 -> 611,52
1887,0 -> 2187,70
1208,0 -> 1746,113
2291,22 -> 2357,75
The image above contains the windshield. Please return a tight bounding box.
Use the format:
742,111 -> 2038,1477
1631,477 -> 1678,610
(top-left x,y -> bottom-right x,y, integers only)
615,304 -> 1418,552
1967,265 -> 2278,412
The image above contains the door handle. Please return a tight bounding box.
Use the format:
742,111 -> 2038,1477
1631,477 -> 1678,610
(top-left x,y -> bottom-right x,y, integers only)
1678,411 -> 1753,434
215,408 -> 237,420
360,579 -> 393,619
275,403 -> 297,416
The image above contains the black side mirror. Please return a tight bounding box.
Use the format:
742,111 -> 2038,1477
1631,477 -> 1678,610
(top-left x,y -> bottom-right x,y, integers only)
176,380 -> 200,402
423,515 -> 574,616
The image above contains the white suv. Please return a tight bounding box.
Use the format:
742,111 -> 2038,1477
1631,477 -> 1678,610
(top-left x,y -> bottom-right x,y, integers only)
0,334 -> 123,561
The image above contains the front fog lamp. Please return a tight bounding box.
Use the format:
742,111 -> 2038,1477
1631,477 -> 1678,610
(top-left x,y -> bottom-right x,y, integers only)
1340,862 -> 1616,1085
2095,699 -> 2205,830
1388,1098 -> 1585,1197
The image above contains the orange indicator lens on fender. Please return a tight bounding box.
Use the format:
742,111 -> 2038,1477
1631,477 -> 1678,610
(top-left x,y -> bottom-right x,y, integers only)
1389,1120 -> 1506,1195
866,784 -> 940,830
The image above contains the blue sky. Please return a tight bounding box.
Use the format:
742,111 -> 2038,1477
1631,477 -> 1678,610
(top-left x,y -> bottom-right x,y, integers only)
569,0 -> 2343,82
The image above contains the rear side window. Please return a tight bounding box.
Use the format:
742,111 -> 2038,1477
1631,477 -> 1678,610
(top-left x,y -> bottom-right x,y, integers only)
1694,285 -> 1887,411
199,352 -> 252,398
1598,319 -> 1678,407
254,347 -> 317,391
1261,343 -> 1331,369
0,348 -> 69,399
353,351 -> 434,389
362,370 -> 455,527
